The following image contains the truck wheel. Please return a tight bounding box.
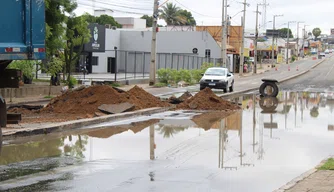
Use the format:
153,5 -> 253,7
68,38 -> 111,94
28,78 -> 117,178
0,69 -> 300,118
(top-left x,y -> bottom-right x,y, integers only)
259,81 -> 279,97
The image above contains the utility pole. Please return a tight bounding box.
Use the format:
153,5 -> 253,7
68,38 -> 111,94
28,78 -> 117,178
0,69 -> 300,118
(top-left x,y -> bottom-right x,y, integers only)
254,4 -> 261,74
239,0 -> 249,76
286,21 -> 296,64
224,0 -> 228,68
221,0 -> 226,67
302,25 -> 309,57
271,15 -> 283,66
296,21 -> 304,60
149,0 -> 159,85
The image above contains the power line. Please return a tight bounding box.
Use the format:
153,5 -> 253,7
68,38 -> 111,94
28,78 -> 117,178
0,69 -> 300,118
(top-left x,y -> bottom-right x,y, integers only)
78,0 -> 153,11
78,2 -> 151,15
174,0 -> 220,18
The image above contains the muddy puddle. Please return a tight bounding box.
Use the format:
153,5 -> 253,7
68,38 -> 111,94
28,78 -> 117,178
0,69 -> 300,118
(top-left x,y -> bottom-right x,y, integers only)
1,91 -> 334,192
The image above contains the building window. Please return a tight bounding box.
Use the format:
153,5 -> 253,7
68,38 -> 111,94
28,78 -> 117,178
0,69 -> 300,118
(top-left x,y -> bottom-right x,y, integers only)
92,56 -> 98,66
205,49 -> 211,58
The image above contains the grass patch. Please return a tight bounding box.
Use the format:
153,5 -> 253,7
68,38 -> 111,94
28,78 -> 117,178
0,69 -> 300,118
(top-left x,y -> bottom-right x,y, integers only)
44,95 -> 54,99
318,158 -> 334,170
110,82 -> 121,87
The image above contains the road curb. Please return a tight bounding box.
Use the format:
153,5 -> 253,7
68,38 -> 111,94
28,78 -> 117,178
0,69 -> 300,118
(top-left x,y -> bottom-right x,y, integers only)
2,107 -> 169,139
273,156 -> 333,192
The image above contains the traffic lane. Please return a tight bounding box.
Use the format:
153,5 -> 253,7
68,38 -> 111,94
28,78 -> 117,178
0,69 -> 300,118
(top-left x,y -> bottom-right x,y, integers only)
280,56 -> 334,90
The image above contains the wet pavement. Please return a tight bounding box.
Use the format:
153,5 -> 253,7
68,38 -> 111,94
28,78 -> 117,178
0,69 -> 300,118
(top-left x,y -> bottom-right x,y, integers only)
1,92 -> 334,191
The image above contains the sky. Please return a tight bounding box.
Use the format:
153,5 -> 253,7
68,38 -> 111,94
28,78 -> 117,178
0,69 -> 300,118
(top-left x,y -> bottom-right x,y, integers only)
75,0 -> 333,37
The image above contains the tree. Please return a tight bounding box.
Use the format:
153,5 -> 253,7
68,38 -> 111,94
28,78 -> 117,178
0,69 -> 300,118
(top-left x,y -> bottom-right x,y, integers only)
141,15 -> 153,27
159,3 -> 183,25
177,10 -> 196,26
45,0 -> 76,59
312,28 -> 322,40
63,15 -> 91,85
81,13 -> 122,28
45,57 -> 64,96
279,28 -> 294,38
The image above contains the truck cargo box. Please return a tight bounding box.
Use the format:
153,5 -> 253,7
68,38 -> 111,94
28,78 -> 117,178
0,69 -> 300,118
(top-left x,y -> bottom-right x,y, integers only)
0,0 -> 45,61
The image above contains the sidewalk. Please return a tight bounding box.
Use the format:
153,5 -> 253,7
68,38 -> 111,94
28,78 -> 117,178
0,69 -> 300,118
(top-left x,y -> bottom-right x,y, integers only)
276,157 -> 334,192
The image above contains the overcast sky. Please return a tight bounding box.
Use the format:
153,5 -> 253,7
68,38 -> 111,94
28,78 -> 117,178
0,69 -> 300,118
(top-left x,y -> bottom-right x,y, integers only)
75,0 -> 333,36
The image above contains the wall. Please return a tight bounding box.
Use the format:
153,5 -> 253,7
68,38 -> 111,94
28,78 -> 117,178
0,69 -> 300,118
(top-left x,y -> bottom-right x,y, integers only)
114,18 -> 146,29
92,30 -> 121,73
120,31 -> 220,57
91,30 -> 221,73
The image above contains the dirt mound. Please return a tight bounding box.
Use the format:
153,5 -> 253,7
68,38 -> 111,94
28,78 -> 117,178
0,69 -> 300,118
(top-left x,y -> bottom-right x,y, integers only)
176,88 -> 240,111
179,91 -> 192,101
41,85 -> 143,115
128,85 -> 170,108
38,85 -> 169,116
192,111 -> 231,130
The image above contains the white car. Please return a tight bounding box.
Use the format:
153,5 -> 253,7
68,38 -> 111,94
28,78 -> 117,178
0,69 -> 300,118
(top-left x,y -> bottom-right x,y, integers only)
325,49 -> 330,54
199,67 -> 234,92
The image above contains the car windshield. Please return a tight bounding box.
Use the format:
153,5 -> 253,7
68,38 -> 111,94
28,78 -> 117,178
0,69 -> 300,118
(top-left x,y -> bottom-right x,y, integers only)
205,68 -> 226,76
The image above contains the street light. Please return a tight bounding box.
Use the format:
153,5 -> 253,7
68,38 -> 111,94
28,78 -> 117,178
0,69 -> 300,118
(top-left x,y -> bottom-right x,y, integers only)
286,21 -> 296,64
272,15 -> 283,65
259,21 -> 272,29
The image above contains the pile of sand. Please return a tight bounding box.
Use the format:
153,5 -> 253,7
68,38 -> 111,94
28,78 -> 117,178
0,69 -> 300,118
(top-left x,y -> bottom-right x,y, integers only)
40,85 -> 169,115
176,88 -> 240,111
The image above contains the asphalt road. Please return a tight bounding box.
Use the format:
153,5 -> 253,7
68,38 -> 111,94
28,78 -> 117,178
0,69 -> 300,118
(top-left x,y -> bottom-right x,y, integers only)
280,54 -> 334,92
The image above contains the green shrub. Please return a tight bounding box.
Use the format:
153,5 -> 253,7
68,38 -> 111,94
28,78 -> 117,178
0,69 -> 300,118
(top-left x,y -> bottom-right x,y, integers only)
153,82 -> 167,87
7,60 -> 35,79
157,63 -> 216,85
157,68 -> 172,84
67,76 -> 78,88
179,69 -> 192,83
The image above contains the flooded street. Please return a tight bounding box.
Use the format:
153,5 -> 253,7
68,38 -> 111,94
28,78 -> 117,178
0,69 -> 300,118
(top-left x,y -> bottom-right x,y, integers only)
1,92 -> 334,191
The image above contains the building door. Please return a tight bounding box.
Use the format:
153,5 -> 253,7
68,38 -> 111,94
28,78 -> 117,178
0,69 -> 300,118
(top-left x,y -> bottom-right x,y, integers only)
107,57 -> 116,73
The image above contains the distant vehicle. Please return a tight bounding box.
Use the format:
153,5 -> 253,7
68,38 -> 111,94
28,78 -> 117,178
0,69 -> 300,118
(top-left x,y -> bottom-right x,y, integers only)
199,67 -> 234,92
330,49 -> 333,53
320,52 -> 326,57
249,57 -> 255,63
325,49 -> 329,54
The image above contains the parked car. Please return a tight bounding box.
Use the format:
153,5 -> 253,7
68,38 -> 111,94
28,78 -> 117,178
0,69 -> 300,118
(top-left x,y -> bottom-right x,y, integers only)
325,49 -> 329,54
199,67 -> 234,92
320,52 -> 326,58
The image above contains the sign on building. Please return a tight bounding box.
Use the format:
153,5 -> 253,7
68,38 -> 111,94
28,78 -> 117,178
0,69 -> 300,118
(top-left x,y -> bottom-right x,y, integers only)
266,29 -> 280,37
83,24 -> 106,52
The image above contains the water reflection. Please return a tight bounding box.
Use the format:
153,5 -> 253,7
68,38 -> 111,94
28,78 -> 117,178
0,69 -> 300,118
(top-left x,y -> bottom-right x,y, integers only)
2,91 -> 334,173
0,135 -> 88,165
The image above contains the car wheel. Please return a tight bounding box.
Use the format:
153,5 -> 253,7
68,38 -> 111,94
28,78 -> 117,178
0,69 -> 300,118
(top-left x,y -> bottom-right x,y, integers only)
200,85 -> 205,90
223,88 -> 227,93
229,82 -> 234,92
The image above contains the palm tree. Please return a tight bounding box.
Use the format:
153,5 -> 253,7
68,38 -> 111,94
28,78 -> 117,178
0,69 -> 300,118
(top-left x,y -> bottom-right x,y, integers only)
159,3 -> 185,25
156,124 -> 187,138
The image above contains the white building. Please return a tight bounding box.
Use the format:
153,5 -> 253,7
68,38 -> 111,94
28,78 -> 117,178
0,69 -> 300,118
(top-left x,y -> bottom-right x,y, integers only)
88,29 -> 223,74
